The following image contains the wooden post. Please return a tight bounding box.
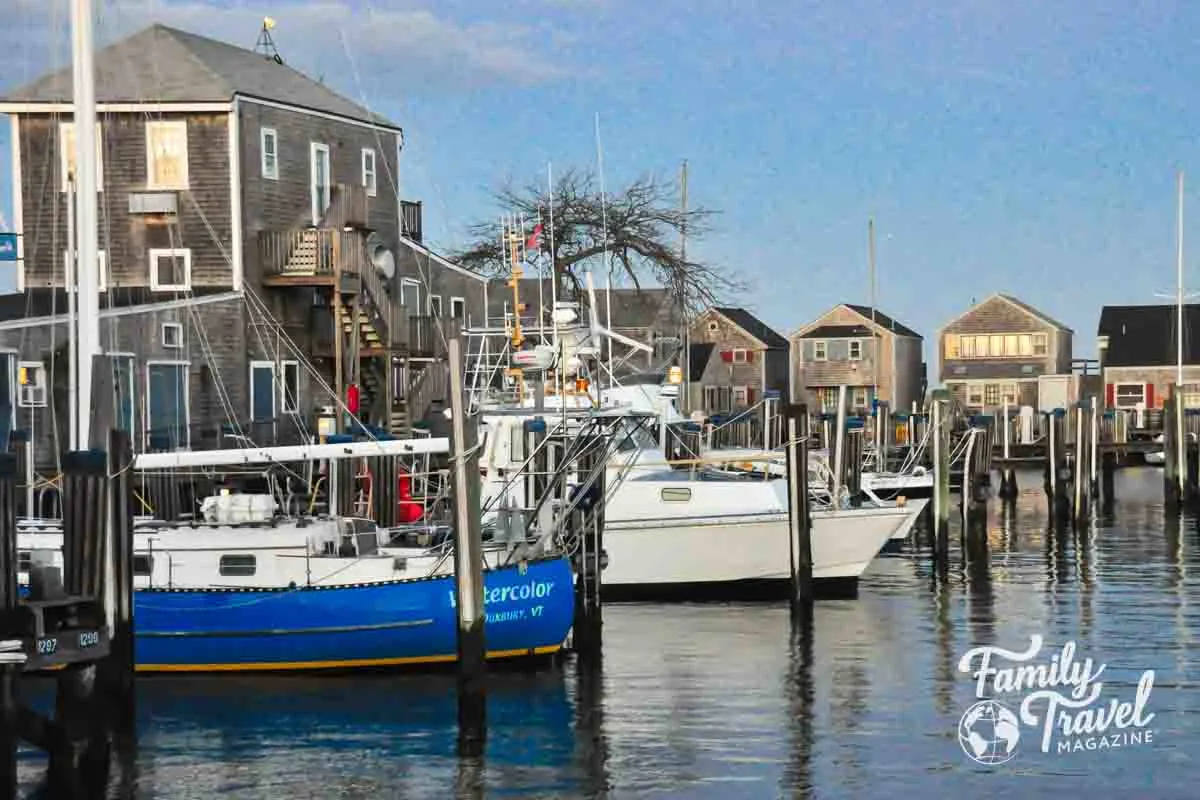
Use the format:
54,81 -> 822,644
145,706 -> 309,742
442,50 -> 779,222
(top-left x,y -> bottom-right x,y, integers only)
785,405 -> 812,604
832,386 -> 848,504
1090,396 -> 1100,499
447,336 -> 486,754
961,428 -> 975,523
845,427 -> 864,508
0,453 -> 17,798
1165,391 -> 1181,509
931,390 -> 950,563
98,429 -> 135,727
1073,404 -> 1088,526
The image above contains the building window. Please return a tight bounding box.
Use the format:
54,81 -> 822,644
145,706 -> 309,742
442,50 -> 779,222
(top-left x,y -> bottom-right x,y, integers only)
818,387 -> 838,412
1033,333 -> 1048,356
733,386 -> 748,406
732,348 -> 747,364
59,121 -> 105,193
1115,384 -> 1145,408
985,383 -> 1000,406
966,384 -> 984,407
161,323 -> 183,349
429,295 -> 443,317
310,142 -> 331,225
1019,334 -> 1033,356
112,355 -> 135,434
852,387 -> 868,408
250,360 -> 301,420
146,362 -> 189,449
813,341 -> 827,361
17,362 -> 46,408
849,340 -> 862,360
62,249 -> 108,292
145,120 -> 189,190
945,334 -> 960,359
961,336 -> 976,358
361,148 -> 377,197
400,279 -> 420,310
707,320 -> 719,333
450,297 -> 466,321
261,127 -> 278,180
218,554 -> 256,577
149,248 -> 192,292
1000,383 -> 1019,405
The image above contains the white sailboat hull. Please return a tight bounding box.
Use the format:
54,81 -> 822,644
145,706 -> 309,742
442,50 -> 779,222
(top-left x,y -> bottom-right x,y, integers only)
600,501 -> 926,596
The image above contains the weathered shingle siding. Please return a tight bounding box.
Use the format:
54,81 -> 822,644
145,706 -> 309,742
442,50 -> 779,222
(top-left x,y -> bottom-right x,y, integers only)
892,336 -> 924,410
939,296 -> 1065,383
238,102 -> 399,286
17,111 -> 234,290
0,298 -> 256,464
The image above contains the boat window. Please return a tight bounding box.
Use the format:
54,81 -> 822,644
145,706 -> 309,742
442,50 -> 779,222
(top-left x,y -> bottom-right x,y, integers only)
133,554 -> 154,576
661,487 -> 692,502
17,551 -> 30,572
218,554 -> 256,577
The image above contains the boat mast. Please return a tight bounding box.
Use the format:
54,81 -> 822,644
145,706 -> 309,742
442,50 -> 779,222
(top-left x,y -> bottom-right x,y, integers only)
680,159 -> 688,412
1176,170 -> 1186,493
71,0 -> 101,447
868,218 -> 877,410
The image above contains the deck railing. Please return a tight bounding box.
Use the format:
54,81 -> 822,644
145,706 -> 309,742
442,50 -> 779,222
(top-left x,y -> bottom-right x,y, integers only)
259,229 -> 336,277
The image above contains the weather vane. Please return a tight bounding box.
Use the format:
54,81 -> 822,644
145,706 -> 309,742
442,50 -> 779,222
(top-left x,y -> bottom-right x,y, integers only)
254,17 -> 283,64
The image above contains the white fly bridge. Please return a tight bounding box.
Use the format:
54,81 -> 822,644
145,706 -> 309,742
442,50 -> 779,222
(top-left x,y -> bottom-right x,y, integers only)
132,437 -> 450,471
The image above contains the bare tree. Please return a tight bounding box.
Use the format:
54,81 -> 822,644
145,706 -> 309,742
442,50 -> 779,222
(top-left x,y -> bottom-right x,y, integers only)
453,167 -> 741,310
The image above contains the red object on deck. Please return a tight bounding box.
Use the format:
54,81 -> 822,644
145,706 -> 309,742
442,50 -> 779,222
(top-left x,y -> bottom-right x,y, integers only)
397,470 -> 423,523
1105,383 -> 1114,408
346,384 -> 360,415
1145,382 -> 1155,409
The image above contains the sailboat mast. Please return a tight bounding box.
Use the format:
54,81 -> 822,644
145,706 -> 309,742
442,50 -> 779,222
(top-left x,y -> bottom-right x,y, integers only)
868,218 -> 877,408
680,159 -> 688,411
71,0 -> 100,447
1177,171 -> 1185,389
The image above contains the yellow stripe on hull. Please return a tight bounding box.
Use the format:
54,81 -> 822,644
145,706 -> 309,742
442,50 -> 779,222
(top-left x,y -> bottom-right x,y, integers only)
133,644 -> 564,673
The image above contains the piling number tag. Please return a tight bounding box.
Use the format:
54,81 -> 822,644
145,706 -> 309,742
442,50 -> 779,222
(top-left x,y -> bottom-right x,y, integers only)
79,631 -> 100,648
36,637 -> 58,656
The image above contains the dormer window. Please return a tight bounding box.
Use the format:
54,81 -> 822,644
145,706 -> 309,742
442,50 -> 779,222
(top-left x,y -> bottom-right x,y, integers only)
813,341 -> 827,361
848,340 -> 862,360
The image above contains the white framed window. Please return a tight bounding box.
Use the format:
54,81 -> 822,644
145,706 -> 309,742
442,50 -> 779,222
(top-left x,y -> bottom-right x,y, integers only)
361,148 -> 377,197
733,386 -> 748,406
732,348 -> 747,364
310,141 -> 331,225
17,362 -> 46,408
250,360 -> 301,420
852,387 -> 868,408
260,127 -> 278,180
1000,383 -> 1019,405
161,322 -> 183,349
62,249 -> 108,292
966,384 -> 985,407
400,278 -> 420,310
145,361 -> 190,449
1033,333 -> 1048,356
149,248 -> 192,292
429,295 -> 443,317
813,341 -> 827,361
849,340 -> 862,360
145,120 -> 189,190
59,121 -> 104,192
1115,383 -> 1145,408
450,296 -> 466,321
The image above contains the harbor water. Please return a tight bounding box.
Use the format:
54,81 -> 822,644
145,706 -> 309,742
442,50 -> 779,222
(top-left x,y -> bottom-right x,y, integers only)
15,467 -> 1199,798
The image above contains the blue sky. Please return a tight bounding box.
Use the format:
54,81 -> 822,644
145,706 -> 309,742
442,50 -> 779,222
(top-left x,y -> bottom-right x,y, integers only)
4,0 -> 1200,365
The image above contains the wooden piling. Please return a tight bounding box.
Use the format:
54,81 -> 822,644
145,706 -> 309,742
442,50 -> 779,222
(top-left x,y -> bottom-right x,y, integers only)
931,391 -> 951,563
1073,404 -> 1089,526
999,400 -> 1017,500
1165,391 -> 1182,510
785,405 -> 813,604
844,426 -> 864,508
1089,396 -> 1100,500
446,336 -> 486,754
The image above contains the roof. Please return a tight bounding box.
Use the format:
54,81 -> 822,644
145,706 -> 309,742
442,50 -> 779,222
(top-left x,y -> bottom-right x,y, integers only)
1098,304 -> 1200,367
688,343 -> 715,382
842,305 -> 922,339
1,24 -> 397,129
995,294 -> 1072,332
800,324 -> 874,339
711,307 -> 788,349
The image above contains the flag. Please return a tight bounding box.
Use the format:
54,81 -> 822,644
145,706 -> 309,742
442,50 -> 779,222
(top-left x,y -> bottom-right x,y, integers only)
525,222 -> 544,251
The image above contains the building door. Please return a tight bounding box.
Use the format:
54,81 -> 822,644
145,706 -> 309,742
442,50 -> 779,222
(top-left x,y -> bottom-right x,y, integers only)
146,363 -> 188,449
310,142 -> 331,225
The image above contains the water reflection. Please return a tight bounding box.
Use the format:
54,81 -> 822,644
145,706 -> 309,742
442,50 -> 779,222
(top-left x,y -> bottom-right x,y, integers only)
12,466 -> 1200,798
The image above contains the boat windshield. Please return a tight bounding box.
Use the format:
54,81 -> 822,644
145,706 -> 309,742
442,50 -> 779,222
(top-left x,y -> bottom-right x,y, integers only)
614,420 -> 659,452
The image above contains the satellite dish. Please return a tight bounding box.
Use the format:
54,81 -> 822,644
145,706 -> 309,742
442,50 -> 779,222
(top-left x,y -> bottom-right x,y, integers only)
365,232 -> 395,281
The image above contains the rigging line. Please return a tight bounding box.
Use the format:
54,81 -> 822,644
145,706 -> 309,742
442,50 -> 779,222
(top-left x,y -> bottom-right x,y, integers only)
242,295 -> 313,444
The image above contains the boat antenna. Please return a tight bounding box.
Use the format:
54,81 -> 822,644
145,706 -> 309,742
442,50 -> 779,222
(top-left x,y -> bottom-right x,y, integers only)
255,17 -> 284,64
594,112 -> 611,394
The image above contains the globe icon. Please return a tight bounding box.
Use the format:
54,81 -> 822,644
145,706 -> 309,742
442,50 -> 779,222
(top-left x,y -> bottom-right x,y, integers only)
958,700 -> 1020,765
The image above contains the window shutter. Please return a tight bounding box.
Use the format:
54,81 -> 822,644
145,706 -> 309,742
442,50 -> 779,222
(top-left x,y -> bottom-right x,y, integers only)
746,350 -> 755,363
1105,383 -> 1114,408
1145,383 -> 1155,408
720,350 -> 733,363
747,387 -> 755,404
